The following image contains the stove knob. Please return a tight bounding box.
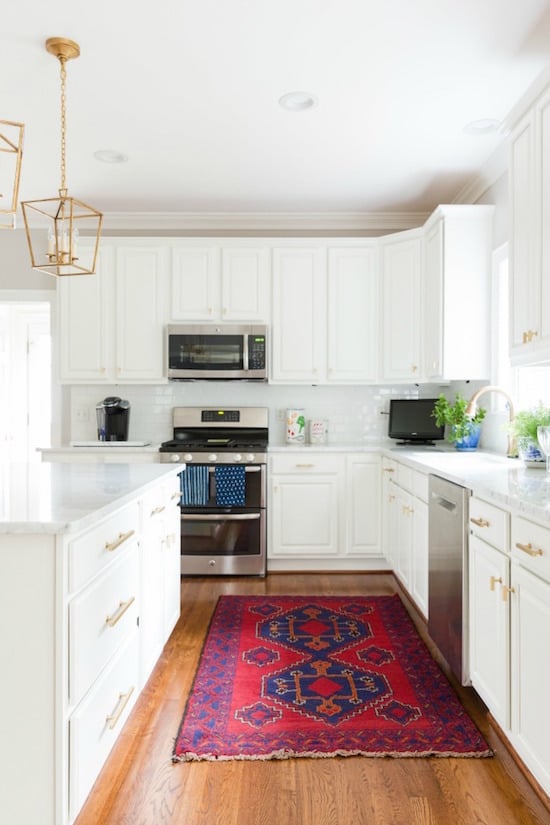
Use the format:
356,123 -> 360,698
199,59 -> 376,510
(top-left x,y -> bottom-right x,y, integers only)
245,453 -> 255,462
170,454 -> 181,463
234,454 -> 242,462
208,453 -> 217,462
183,453 -> 193,462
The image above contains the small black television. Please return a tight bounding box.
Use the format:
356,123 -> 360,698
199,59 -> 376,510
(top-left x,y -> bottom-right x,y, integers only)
388,398 -> 444,445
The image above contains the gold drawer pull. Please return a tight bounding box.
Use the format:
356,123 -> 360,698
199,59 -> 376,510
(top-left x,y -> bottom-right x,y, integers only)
501,585 -> 515,602
490,576 -> 502,591
471,517 -> 490,528
105,529 -> 135,552
515,542 -> 543,558
106,596 -> 136,628
383,467 -> 395,473
106,687 -> 135,730
171,491 -> 181,501
151,505 -> 166,516
296,463 -> 314,468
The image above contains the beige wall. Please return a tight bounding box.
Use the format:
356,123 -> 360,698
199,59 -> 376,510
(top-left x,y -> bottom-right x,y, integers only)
0,229 -> 55,291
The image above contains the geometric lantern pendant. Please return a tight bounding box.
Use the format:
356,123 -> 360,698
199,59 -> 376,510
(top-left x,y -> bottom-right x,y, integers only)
20,37 -> 103,276
0,119 -> 25,230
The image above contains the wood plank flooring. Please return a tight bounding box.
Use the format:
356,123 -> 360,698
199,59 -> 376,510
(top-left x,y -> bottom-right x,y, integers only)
74,573 -> 550,825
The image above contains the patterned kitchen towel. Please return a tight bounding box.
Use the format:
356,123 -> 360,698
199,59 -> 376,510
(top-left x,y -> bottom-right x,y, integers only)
215,465 -> 246,507
181,465 -> 210,506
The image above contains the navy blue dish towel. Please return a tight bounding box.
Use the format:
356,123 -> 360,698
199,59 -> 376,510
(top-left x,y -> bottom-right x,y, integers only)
181,465 -> 209,506
215,465 -> 246,506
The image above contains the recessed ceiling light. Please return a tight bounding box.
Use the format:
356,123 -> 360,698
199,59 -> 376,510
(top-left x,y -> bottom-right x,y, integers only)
463,119 -> 501,136
94,149 -> 128,164
278,91 -> 318,112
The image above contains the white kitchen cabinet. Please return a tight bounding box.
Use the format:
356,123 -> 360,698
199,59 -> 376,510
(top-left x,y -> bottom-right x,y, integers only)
345,454 -> 381,557
422,206 -> 493,381
468,496 -> 511,729
381,457 -> 397,569
58,240 -> 168,383
271,244 -> 378,384
509,86 -> 550,364
380,229 -> 423,382
269,453 -> 344,560
170,244 -> 270,322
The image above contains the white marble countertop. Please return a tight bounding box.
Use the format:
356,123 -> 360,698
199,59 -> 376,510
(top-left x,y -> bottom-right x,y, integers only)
0,462 -> 184,535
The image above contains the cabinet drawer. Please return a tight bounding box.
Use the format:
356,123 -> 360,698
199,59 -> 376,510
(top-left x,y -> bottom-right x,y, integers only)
68,501 -> 140,592
396,463 -> 413,491
469,497 -> 509,551
270,453 -> 343,474
69,629 -> 139,821
69,548 -> 139,706
412,471 -> 429,502
511,515 -> 550,583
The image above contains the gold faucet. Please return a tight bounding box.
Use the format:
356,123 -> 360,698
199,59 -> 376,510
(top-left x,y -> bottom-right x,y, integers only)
465,385 -> 517,458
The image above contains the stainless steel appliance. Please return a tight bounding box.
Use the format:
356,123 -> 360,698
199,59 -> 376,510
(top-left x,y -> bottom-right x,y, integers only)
159,406 -> 268,576
166,324 -> 268,381
96,396 -> 130,441
428,474 -> 470,685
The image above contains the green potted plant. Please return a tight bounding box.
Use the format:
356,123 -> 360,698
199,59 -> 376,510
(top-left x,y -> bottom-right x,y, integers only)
508,404 -> 550,464
432,393 -> 486,450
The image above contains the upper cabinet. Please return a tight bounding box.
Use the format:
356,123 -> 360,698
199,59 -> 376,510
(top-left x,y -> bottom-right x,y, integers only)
271,243 -> 379,384
509,88 -> 550,364
170,244 -> 270,322
58,241 -> 168,384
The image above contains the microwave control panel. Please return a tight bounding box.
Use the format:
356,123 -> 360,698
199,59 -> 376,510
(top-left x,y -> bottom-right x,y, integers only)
248,335 -> 266,369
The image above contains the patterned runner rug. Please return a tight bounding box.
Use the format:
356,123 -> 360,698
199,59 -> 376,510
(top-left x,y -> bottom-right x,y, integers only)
173,594 -> 491,761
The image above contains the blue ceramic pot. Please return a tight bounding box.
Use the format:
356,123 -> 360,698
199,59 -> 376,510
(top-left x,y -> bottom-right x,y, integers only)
453,423 -> 481,451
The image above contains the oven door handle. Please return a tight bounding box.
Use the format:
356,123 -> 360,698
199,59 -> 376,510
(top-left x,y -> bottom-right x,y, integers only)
206,466 -> 261,473
181,512 -> 261,522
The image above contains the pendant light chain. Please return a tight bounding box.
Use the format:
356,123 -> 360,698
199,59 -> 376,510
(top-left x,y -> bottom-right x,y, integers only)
59,56 -> 67,194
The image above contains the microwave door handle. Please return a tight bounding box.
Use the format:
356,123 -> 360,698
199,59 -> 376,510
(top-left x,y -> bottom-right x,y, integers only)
243,334 -> 249,371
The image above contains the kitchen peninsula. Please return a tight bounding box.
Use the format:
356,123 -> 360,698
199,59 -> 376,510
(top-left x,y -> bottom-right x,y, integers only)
0,462 -> 184,825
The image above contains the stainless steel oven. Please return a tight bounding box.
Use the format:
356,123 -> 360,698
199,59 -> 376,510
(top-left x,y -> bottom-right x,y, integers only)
159,406 -> 268,576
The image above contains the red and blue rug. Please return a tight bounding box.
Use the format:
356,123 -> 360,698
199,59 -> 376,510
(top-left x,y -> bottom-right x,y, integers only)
172,594 -> 491,761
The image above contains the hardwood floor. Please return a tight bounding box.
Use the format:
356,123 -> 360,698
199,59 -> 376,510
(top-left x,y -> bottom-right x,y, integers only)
75,573 -> 550,825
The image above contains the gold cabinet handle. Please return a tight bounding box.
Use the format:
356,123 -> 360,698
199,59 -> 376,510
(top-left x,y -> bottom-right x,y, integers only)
388,494 -> 395,502
471,517 -> 490,528
151,505 -> 166,516
105,596 -> 136,628
106,687 -> 135,730
523,329 -> 539,343
296,463 -> 315,469
383,467 -> 395,473
490,576 -> 502,592
105,529 -> 135,552
171,491 -> 181,501
402,505 -> 414,516
501,585 -> 515,602
515,541 -> 544,558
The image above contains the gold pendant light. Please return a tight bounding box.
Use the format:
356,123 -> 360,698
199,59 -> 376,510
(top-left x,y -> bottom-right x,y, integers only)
0,119 -> 24,230
21,37 -> 103,276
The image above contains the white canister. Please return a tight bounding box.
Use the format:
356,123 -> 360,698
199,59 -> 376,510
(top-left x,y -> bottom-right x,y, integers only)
286,409 -> 306,443
308,418 -> 328,444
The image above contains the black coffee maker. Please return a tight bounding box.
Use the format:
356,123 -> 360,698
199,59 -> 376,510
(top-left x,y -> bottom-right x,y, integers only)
96,396 -> 130,441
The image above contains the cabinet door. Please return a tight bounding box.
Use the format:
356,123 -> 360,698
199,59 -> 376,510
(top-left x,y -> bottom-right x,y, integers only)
511,563 -> 550,791
381,231 -> 422,381
394,485 -> 413,589
115,246 -> 167,382
509,112 -> 537,361
382,462 -> 397,567
270,472 -> 341,557
469,535 -> 510,728
537,89 -> 550,355
327,247 -> 378,383
221,247 -> 269,321
423,219 -> 444,380
170,246 -> 220,320
271,247 -> 326,382
346,455 -> 381,557
411,497 -> 429,618
57,245 -> 113,383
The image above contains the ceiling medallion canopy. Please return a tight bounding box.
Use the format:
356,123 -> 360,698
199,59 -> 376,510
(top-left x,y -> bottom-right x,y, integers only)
21,37 -> 103,277
0,119 -> 24,230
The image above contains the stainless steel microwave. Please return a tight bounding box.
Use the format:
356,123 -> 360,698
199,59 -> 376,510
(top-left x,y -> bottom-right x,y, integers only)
166,324 -> 268,381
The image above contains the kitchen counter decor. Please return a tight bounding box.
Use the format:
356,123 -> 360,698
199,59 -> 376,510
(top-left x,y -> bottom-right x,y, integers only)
432,393 -> 486,451
173,594 -> 491,762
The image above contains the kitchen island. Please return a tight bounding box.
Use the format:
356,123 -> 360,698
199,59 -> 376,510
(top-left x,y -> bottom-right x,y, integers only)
0,461 -> 184,825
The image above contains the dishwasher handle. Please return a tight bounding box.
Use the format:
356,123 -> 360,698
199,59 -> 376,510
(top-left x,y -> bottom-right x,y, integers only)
431,491 -> 458,513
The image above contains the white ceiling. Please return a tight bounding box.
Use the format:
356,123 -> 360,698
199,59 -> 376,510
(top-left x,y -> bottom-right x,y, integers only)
4,0 -> 550,221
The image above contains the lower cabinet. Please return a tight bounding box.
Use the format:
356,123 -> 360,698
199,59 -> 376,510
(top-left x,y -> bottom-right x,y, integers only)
469,499 -> 550,796
269,452 -> 382,570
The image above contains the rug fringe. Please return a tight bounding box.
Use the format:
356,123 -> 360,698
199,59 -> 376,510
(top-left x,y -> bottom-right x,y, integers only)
172,747 -> 493,763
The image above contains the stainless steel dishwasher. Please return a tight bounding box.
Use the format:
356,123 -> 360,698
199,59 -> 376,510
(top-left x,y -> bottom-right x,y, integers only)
428,474 -> 470,685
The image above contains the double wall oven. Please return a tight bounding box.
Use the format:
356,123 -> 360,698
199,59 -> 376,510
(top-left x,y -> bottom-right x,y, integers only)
159,407 -> 268,576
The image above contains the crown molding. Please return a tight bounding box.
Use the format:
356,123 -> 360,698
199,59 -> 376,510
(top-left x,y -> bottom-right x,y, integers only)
452,140 -> 508,205
99,210 -> 430,233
